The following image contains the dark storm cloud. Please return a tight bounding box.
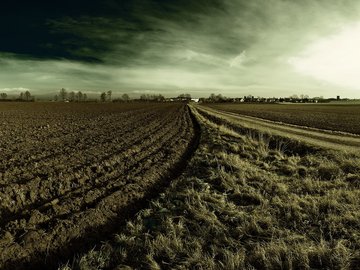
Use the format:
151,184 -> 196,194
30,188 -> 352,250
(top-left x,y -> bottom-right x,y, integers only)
0,0 -> 141,62
0,0 -> 226,63
0,0 -> 267,69
1,0 -> 360,97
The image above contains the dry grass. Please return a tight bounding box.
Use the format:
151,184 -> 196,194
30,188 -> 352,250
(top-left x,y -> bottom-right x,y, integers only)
61,105 -> 360,270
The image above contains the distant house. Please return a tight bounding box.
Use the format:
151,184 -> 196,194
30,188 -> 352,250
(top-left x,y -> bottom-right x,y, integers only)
191,98 -> 199,103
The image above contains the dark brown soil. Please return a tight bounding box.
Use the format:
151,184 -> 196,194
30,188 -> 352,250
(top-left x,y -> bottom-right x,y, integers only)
0,102 -> 198,269
205,103 -> 360,135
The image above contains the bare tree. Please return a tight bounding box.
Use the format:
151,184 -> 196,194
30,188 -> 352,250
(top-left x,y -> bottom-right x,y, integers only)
83,93 -> 87,101
216,94 -> 226,102
156,94 -> 165,102
19,92 -> 24,100
0,93 -> 7,100
60,88 -> 67,101
68,91 -> 75,102
24,91 -> 32,101
107,90 -> 112,101
209,93 -> 216,102
100,92 -> 107,102
122,93 -> 130,102
139,94 -> 165,101
76,91 -> 83,102
178,93 -> 191,100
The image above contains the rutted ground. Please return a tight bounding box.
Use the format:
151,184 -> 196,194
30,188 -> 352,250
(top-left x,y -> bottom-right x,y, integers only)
63,105 -> 360,270
0,102 -> 197,269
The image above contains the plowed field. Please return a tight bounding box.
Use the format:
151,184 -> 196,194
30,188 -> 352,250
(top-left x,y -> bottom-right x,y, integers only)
205,103 -> 360,135
0,102 -> 197,269
62,104 -> 360,270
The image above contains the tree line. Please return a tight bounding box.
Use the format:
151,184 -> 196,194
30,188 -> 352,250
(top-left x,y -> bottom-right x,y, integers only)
200,93 -> 330,103
1,89 -> 192,103
0,91 -> 34,101
54,88 -> 88,102
99,92 -> 165,102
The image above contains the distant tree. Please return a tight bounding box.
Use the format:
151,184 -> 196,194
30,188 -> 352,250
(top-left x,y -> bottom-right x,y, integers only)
122,93 -> 130,102
178,93 -> 191,100
208,93 -> 226,102
246,95 -> 254,101
24,91 -> 31,101
140,94 -> 150,101
107,90 -> 112,101
68,91 -> 75,102
139,93 -> 165,102
0,93 -> 7,100
216,94 -> 225,102
100,92 -> 107,102
209,93 -> 216,101
83,93 -> 87,101
60,88 -> 67,101
153,94 -> 165,102
54,95 -> 58,101
19,92 -> 24,100
156,94 -> 165,101
76,91 -> 83,102
299,94 -> 309,99
199,98 -> 206,103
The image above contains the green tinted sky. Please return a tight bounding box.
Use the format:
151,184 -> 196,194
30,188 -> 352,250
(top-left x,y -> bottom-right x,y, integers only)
1,0 -> 360,98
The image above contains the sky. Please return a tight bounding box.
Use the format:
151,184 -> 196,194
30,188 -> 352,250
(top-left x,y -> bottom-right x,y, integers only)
1,0 -> 360,98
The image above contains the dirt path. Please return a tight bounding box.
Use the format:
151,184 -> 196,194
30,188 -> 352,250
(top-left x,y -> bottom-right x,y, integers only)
197,105 -> 360,153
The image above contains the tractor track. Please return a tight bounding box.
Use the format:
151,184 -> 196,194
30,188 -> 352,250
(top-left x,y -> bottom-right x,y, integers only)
0,103 -> 201,270
197,106 -> 360,153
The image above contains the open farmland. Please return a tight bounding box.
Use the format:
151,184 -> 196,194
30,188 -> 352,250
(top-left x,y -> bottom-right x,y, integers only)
0,102 -> 359,270
199,105 -> 360,153
62,104 -> 360,270
205,103 -> 360,135
0,102 -> 197,269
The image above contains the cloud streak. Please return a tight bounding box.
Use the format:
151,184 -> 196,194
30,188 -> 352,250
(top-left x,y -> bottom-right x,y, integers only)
1,0 -> 360,97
